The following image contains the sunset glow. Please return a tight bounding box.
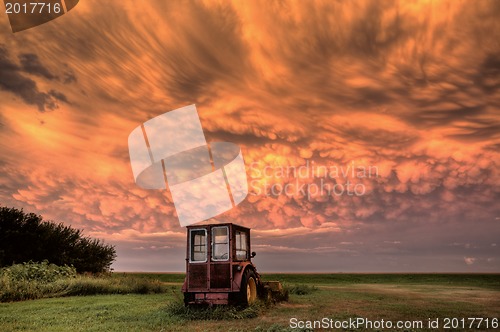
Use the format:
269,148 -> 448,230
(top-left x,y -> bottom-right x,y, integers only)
0,0 -> 498,272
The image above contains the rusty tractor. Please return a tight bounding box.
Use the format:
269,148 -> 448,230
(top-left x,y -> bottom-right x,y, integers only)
182,223 -> 286,306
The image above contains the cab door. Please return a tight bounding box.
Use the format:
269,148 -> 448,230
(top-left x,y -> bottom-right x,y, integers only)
210,226 -> 231,289
187,228 -> 208,290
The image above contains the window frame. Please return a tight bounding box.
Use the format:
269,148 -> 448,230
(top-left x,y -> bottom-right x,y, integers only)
189,228 -> 207,263
211,226 -> 230,262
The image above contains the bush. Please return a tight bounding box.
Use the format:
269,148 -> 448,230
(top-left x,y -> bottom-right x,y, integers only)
0,206 -> 116,273
1,260 -> 77,283
0,261 -> 77,302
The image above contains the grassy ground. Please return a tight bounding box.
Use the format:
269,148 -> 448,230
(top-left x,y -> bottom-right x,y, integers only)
0,274 -> 498,331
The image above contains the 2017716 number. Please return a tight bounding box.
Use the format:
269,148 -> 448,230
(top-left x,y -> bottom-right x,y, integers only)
5,2 -> 62,14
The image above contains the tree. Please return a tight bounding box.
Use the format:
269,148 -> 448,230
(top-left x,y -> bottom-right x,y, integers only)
0,207 -> 116,273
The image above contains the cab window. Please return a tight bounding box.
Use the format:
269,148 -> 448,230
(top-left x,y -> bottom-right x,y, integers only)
212,226 -> 229,261
235,230 -> 248,260
189,229 -> 207,262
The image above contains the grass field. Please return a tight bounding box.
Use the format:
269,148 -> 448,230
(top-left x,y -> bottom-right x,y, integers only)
0,274 -> 499,331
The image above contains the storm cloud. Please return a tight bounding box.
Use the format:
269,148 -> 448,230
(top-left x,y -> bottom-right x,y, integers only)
0,46 -> 69,112
0,0 -> 498,272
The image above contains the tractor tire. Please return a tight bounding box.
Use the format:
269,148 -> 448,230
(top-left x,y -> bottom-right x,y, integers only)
238,268 -> 258,306
183,292 -> 194,306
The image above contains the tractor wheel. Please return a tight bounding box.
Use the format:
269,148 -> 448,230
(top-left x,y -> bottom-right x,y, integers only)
238,269 -> 257,306
183,292 -> 194,306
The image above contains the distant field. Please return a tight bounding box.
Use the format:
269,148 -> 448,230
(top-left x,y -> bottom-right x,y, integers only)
0,274 -> 498,331
118,272 -> 500,289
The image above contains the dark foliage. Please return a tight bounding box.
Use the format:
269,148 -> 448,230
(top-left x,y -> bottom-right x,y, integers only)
0,207 -> 116,273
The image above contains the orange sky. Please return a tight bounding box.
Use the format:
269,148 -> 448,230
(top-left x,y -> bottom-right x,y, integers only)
0,0 -> 499,272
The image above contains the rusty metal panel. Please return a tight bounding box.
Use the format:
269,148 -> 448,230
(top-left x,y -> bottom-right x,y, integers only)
210,263 -> 230,289
189,264 -> 207,289
232,265 -> 242,291
193,292 -> 229,305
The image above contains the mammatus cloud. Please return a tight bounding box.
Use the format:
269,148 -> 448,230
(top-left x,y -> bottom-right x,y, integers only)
0,0 -> 498,271
128,105 -> 248,226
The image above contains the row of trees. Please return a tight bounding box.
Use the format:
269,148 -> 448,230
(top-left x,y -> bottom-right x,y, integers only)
0,207 -> 116,273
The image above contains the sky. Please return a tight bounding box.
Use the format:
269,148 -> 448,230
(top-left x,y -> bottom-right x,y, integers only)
0,0 -> 499,272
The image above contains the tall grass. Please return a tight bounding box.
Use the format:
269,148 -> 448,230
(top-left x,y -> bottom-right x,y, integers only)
285,283 -> 317,295
166,300 -> 263,320
0,261 -> 170,302
56,275 -> 169,296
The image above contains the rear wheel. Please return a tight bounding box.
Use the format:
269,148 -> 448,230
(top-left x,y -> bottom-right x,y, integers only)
238,269 -> 257,306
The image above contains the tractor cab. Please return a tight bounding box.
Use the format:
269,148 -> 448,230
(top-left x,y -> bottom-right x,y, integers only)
182,223 -> 259,305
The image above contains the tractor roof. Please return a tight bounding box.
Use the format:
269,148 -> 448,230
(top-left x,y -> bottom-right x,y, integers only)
185,222 -> 250,231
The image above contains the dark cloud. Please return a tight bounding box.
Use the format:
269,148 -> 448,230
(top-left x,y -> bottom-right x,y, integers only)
0,45 -> 68,112
63,70 -> 77,84
449,123 -> 500,142
18,53 -> 58,80
410,106 -> 485,127
475,53 -> 500,94
336,126 -> 417,149
49,90 -> 70,104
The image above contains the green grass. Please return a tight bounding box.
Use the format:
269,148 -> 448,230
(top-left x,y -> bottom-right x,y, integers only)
0,274 -> 498,331
0,294 -> 177,332
261,273 -> 500,290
